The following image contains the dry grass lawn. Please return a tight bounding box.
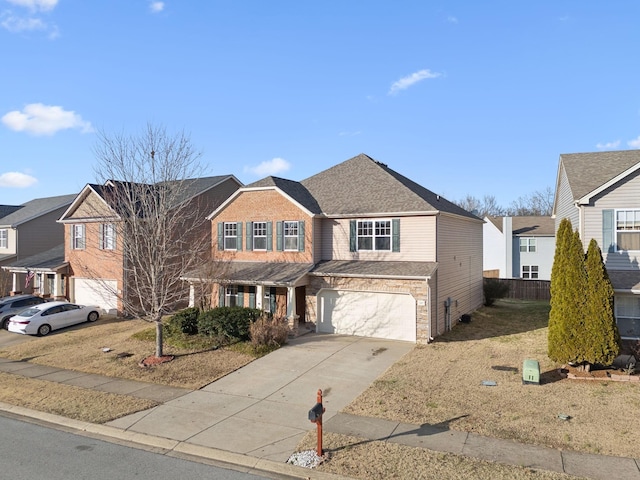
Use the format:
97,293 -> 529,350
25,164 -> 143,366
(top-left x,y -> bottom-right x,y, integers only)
340,299 -> 640,458
0,317 -> 255,390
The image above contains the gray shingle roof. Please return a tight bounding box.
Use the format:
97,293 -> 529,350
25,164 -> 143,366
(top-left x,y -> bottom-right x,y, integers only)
560,150 -> 640,201
487,216 -> 555,236
310,260 -> 438,279
0,205 -> 23,219
246,177 -> 322,213
607,270 -> 640,292
2,244 -> 67,272
300,154 -> 478,219
203,262 -> 315,286
0,194 -> 76,227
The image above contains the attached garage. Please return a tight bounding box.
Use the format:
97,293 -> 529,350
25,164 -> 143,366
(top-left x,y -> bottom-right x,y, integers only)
317,289 -> 416,342
73,278 -> 118,315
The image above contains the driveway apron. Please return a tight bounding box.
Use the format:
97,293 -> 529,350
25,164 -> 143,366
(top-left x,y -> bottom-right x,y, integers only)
106,333 -> 413,462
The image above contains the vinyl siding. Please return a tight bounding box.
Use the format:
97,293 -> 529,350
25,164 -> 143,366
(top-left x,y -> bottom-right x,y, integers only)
482,220 -> 506,276
0,228 -> 17,255
15,207 -> 68,259
555,166 -> 579,231
583,169 -> 640,269
511,235 -> 555,280
435,214 -> 484,334
312,217 -> 323,264
320,215 -> 437,261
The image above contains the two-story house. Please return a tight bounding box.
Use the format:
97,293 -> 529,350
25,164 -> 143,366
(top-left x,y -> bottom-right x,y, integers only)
195,154 -> 484,343
483,216 -> 556,280
58,176 -> 241,315
0,194 -> 76,297
553,149 -> 640,339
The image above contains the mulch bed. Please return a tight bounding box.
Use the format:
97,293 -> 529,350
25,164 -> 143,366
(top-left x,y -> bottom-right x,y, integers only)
138,355 -> 175,368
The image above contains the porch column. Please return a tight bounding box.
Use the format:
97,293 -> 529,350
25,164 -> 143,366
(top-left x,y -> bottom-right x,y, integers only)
256,285 -> 264,310
11,272 -> 18,292
53,273 -> 62,299
286,286 -> 299,331
188,282 -> 195,308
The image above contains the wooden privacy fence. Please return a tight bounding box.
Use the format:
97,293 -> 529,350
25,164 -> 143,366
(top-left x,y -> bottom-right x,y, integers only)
485,278 -> 551,301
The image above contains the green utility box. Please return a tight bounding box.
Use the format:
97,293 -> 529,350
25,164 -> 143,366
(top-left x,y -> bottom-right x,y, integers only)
522,359 -> 540,385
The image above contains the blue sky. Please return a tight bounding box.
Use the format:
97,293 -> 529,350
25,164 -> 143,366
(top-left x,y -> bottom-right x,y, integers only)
1,1 -> 639,207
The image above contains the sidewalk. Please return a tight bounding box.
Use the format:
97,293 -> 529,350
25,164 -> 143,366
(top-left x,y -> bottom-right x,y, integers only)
1,346 -> 640,480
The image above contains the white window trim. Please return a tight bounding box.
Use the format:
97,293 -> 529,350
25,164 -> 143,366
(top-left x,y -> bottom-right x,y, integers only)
615,209 -> 640,252
519,237 -> 536,253
101,223 -> 116,250
357,219 -> 392,252
283,221 -> 299,251
522,265 -> 539,279
253,221 -> 267,251
72,224 -> 85,250
223,222 -> 238,251
0,229 -> 7,249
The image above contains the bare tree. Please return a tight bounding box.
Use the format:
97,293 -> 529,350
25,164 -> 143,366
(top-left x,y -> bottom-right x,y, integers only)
455,194 -> 506,218
507,187 -> 554,216
92,124 -> 210,358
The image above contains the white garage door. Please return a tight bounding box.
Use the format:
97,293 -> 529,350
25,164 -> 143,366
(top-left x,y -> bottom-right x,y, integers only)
317,290 -> 416,342
74,278 -> 118,315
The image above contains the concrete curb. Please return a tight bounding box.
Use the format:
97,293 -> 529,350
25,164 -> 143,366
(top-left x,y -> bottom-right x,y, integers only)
0,401 -> 350,480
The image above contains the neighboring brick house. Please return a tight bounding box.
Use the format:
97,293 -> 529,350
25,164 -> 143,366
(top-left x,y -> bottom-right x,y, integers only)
0,194 -> 76,297
552,149 -> 640,339
58,176 -> 241,315
483,216 -> 556,280
192,154 -> 484,343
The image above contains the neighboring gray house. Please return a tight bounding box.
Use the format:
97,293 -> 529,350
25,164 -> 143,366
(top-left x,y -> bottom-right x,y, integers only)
552,149 -> 640,339
0,194 -> 76,297
483,216 -> 556,280
197,153 -> 484,343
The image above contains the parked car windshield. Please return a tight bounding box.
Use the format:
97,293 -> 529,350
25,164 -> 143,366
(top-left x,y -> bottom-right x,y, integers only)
16,307 -> 41,317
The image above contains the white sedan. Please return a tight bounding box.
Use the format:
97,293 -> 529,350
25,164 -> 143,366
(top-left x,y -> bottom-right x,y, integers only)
7,301 -> 100,336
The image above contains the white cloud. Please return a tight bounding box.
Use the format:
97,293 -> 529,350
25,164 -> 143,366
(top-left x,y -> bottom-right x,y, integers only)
0,172 -> 38,188
388,69 -> 442,96
149,1 -> 165,13
1,13 -> 45,32
6,0 -> 58,12
628,136 -> 640,148
2,103 -> 93,136
596,140 -> 620,149
447,15 -> 458,24
243,157 -> 291,177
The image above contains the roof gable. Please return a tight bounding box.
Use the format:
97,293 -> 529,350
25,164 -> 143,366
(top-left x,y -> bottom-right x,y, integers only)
300,153 -> 479,219
559,150 -> 640,203
0,194 -> 76,227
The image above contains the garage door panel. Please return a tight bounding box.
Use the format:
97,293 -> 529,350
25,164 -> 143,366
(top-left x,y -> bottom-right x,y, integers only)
318,290 -> 416,342
74,279 -> 118,315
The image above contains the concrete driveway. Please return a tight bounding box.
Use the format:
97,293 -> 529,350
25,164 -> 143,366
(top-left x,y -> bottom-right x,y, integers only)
107,333 -> 413,462
0,329 -> 37,349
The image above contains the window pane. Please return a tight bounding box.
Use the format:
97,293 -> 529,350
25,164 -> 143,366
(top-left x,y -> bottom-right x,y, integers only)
224,223 -> 237,250
358,237 -> 372,250
375,237 -> 391,250
253,222 -> 267,250
618,232 -> 640,251
284,221 -> 298,251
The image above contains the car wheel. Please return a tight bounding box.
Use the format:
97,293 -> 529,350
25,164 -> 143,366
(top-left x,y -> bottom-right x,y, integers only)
37,324 -> 51,336
1,317 -> 10,330
87,311 -> 99,322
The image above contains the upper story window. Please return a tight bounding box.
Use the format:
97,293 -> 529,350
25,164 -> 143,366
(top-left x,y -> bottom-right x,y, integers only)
100,223 -> 116,250
519,238 -> 536,252
522,265 -> 539,279
0,229 -> 7,249
253,222 -> 267,250
358,220 -> 391,251
616,210 -> 640,251
284,221 -> 299,251
224,222 -> 238,250
72,224 -> 85,250
350,218 -> 400,253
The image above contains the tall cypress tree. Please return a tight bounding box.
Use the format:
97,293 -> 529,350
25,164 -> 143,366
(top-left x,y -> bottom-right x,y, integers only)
548,219 -> 587,363
583,238 -> 620,368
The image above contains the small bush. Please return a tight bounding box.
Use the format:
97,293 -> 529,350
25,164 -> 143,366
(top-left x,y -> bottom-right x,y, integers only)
250,315 -> 289,349
197,306 -> 262,342
483,278 -> 509,306
168,307 -> 200,335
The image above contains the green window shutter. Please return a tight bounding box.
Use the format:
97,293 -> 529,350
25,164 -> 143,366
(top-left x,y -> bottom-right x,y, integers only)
237,222 -> 243,251
80,225 -> 85,249
276,221 -> 283,251
99,224 -> 104,250
217,223 -> 224,250
69,225 -> 74,249
249,287 -> 256,308
392,218 -> 400,252
349,220 -> 357,252
267,221 -> 273,251
299,220 -> 305,252
237,285 -> 244,307
245,222 -> 252,251
218,285 -> 225,307
603,209 -> 614,253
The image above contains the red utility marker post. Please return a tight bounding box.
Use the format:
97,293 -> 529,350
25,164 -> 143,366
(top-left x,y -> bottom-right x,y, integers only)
308,389 -> 326,456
